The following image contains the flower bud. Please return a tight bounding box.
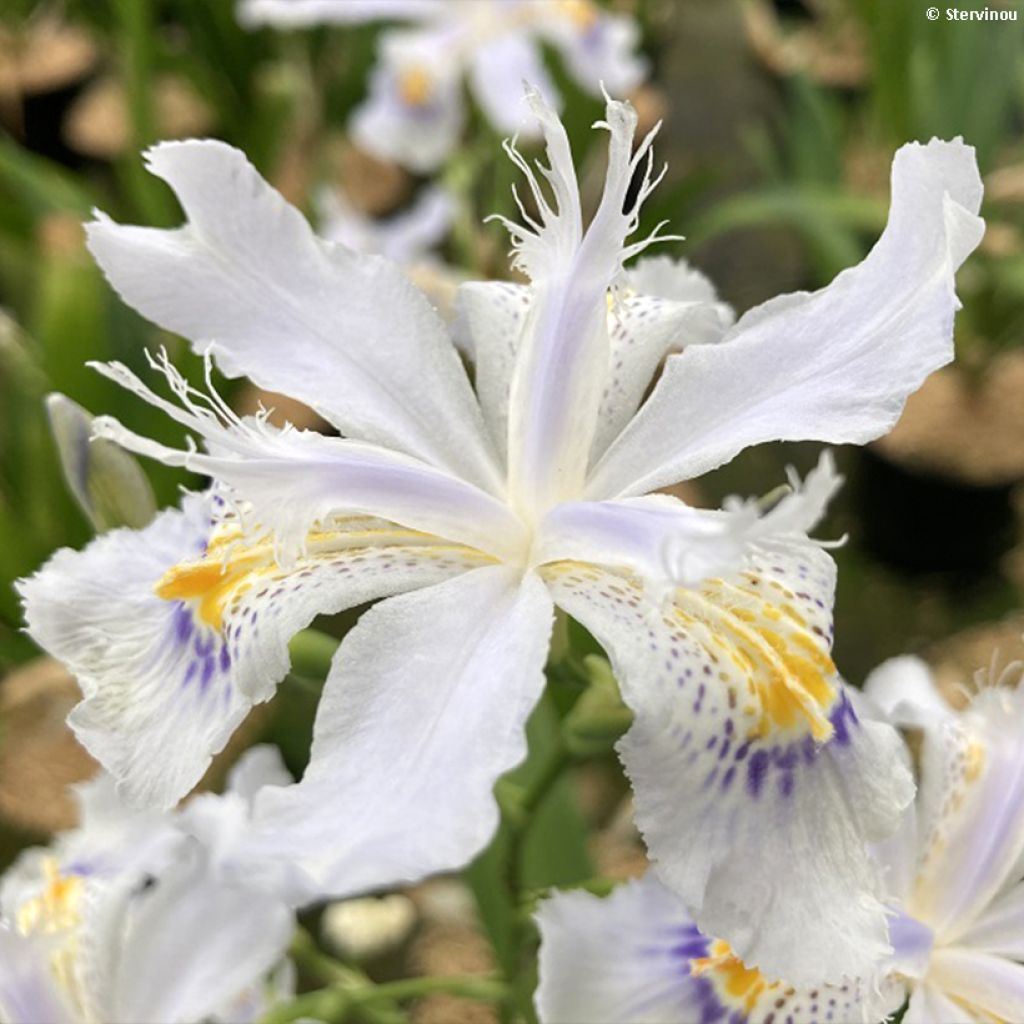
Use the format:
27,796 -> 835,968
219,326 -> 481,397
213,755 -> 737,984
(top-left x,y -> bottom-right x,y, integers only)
46,392 -> 156,532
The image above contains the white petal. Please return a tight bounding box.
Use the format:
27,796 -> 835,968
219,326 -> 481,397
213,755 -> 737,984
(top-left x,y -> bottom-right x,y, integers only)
226,744 -> 293,805
18,492 -> 485,808
904,981 -> 975,1024
248,567 -> 553,895
587,138 -> 985,498
929,948 -> 1024,1024
535,874 -> 895,1024
544,543 -> 913,986
537,451 -> 841,597
90,356 -> 526,563
539,5 -> 647,96
959,882 -> 1024,959
98,844 -> 293,1024
238,0 -> 437,28
913,686 -> 1024,943
620,255 -> 727,307
468,32 -> 558,135
536,874 -> 711,1024
0,927 -> 76,1024
351,30 -> 465,173
591,289 -> 734,459
501,91 -> 671,517
453,281 -> 532,459
85,139 -> 499,491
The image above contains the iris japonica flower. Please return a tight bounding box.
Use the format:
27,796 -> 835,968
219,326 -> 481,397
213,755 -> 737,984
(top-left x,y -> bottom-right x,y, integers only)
0,747 -> 295,1024
237,0 -> 647,171
19,90 -> 983,985
865,657 -> 1024,1023
533,659 -> 1024,1024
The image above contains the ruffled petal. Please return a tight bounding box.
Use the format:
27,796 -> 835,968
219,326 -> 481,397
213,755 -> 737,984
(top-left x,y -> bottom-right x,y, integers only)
248,567 -> 553,895
544,541 -> 913,986
351,29 -> 466,173
18,492 -> 487,808
85,138 -> 499,491
91,355 -> 526,563
535,873 -> 898,1024
538,451 -> 842,599
587,138 -> 985,499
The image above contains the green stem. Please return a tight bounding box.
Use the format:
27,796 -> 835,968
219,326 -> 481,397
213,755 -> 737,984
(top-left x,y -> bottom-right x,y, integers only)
499,734 -> 573,1024
364,975 -> 508,1004
261,989 -> 351,1024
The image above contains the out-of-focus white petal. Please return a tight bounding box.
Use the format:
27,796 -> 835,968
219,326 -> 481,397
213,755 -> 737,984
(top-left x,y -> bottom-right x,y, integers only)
238,0 -> 438,28
864,655 -> 953,728
535,874 -> 898,1024
85,139 -> 499,491
90,356 -> 526,562
588,138 -> 985,499
539,3 -> 647,96
226,745 -> 292,805
913,686 -> 1024,944
467,32 -> 557,135
18,492 -> 487,809
928,948 -> 1024,1024
0,927 -> 76,1024
317,186 -> 454,264
544,542 -> 913,986
95,843 -> 293,1024
248,567 -> 553,896
351,29 -> 465,173
499,91 -> 674,517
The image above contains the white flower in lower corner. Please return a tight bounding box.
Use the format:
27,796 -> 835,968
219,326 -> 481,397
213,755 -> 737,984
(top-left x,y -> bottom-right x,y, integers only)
238,0 -> 647,172
865,657 -> 1024,1024
0,747 -> 295,1024
535,661 -> 1024,1024
18,87 -> 983,986
535,872 -> 905,1024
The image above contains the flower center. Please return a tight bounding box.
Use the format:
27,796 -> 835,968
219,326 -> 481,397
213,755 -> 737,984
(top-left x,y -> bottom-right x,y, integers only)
398,66 -> 433,107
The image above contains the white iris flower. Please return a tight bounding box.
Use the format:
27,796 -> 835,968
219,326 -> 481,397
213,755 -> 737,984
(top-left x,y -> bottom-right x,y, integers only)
534,662 -> 1024,1024
237,0 -> 648,172
18,91 -> 983,986
866,657 -> 1024,1023
0,747 -> 295,1024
